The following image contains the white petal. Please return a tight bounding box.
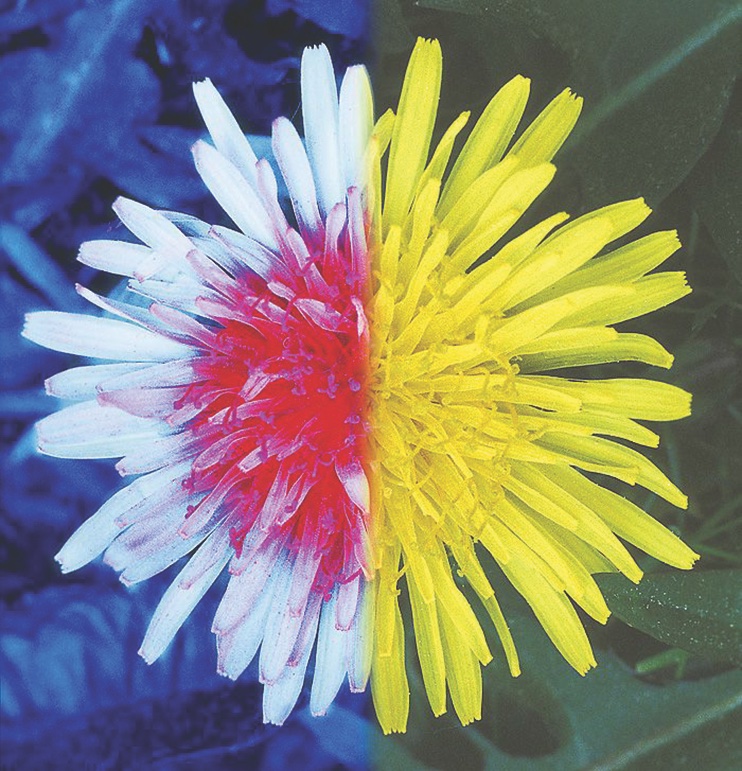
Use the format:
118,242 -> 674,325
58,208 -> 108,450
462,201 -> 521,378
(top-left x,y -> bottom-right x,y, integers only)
301,45 -> 344,215
287,590 -> 322,667
23,311 -> 195,361
97,359 -> 198,391
45,363 -> 147,400
118,528 -> 208,585
55,484 -> 143,573
55,462 -> 190,572
260,551 -> 321,684
272,117 -> 322,235
129,250 -> 180,283
310,587 -> 350,716
193,78 -> 259,185
113,197 -> 195,264
75,284 -> 173,335
110,461 -> 193,528
347,186 -> 368,283
36,400 -> 165,459
116,431 -> 200,476
256,464 -> 293,530
210,225 -> 285,282
177,248 -> 240,300
139,533 -> 231,664
335,458 -> 370,513
335,575 -> 360,631
78,240 -> 151,278
104,493 -> 205,574
284,229 -> 313,273
347,580 -> 373,693
98,385 -> 188,420
120,511 -> 231,588
259,603 -> 306,686
262,595 -> 320,726
217,569 -> 276,680
212,539 -> 285,634
323,202 -> 346,272
286,545 -> 321,617
338,65 -> 373,191
161,210 -> 212,238
189,233 -> 245,276
258,565 -> 294,684
178,466 -> 243,538
128,277 -> 218,316
192,139 -> 278,250
177,525 -> 233,589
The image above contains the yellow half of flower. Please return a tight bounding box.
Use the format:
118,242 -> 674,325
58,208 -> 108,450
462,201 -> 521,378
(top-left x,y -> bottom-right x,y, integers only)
366,38 -> 699,734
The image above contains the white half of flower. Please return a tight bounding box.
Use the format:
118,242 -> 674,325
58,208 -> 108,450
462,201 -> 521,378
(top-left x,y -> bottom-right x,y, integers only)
23,44 -> 375,725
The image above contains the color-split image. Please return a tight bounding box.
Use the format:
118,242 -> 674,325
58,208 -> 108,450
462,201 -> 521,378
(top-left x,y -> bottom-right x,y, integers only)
2,2 -> 741,769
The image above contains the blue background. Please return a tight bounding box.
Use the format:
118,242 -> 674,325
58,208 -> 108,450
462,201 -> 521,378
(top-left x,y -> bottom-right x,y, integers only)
1,1 -> 372,768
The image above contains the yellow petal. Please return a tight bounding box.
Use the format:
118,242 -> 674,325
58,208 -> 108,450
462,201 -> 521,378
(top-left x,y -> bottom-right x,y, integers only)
384,38 -> 442,230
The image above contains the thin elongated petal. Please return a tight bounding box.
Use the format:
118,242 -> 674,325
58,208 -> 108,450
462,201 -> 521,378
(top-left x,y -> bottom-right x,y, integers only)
193,78 -> 260,184
36,400 -> 166,458
78,240 -> 151,277
113,198 -> 194,265
439,74 -> 530,217
301,44 -> 344,215
272,116 -> 323,235
45,363 -> 147,400
339,65 -> 374,190
384,39 -> 442,229
192,140 -> 278,249
311,587 -> 351,716
217,571 -> 277,680
263,596 -> 320,725
24,312 -> 194,361
139,534 -> 231,663
55,462 -> 191,572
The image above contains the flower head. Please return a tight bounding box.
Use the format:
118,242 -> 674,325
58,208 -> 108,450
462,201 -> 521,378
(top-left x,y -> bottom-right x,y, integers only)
24,38 -> 697,733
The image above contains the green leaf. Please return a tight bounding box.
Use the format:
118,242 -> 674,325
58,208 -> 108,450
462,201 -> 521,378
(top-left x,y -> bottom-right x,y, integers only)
590,692 -> 742,770
597,570 -> 742,666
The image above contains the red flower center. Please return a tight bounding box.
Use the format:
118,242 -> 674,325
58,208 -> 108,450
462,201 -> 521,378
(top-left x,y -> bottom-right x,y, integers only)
177,214 -> 371,596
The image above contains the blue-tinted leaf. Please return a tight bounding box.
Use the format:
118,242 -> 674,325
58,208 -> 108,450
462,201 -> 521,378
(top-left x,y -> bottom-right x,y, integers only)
0,0 -> 88,34
266,0 -> 370,39
0,0 -> 159,190
0,223 -> 83,312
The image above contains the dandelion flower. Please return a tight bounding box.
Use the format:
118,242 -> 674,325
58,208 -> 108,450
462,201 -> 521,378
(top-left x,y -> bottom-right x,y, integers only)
24,38 -> 698,733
